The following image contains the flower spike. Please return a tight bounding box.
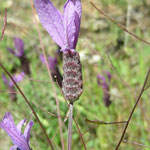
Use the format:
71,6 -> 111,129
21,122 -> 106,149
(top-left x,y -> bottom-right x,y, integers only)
40,54 -> 63,87
7,37 -> 24,57
97,71 -> 112,107
2,72 -> 24,102
7,37 -> 31,75
2,72 -> 24,88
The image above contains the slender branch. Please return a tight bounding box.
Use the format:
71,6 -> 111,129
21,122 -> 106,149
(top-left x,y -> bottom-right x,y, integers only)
90,2 -> 150,46
1,8 -> 7,41
82,124 -> 98,136
0,64 -> 54,150
33,101 -> 60,117
0,90 -> 19,94
74,118 -> 87,150
124,140 -> 150,149
82,119 -> 127,136
30,1 -> 65,149
84,118 -> 127,125
115,68 -> 150,150
67,103 -> 74,150
144,84 -> 150,91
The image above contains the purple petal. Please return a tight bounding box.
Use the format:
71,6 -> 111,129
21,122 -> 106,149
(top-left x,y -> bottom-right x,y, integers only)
57,10 -> 64,21
74,11 -> 80,48
97,74 -> 105,86
17,119 -> 26,134
0,112 -> 30,150
0,112 -> 16,128
73,0 -> 82,48
63,1 -> 76,49
40,54 -> 46,64
23,121 -> 34,145
7,48 -> 18,56
34,0 -> 66,48
48,56 -> 57,71
13,37 -> 24,57
71,0 -> 82,18
63,0 -> 81,49
97,74 -> 108,89
2,74 -> 9,86
105,70 -> 112,81
3,73 -> 24,88
9,72 -> 25,87
10,145 -> 17,150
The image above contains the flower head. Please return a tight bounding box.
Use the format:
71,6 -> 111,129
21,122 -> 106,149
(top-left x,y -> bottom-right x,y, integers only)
2,72 -> 24,88
40,54 -> 63,87
2,72 -> 24,101
0,112 -> 33,150
7,37 -> 24,57
7,37 -> 31,75
40,55 -> 58,71
34,0 -> 82,52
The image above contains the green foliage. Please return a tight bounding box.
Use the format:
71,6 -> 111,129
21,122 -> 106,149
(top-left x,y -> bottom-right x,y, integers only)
1,0 -> 150,150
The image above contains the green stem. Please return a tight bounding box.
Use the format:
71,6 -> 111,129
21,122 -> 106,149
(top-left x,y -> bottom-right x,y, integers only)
67,103 -> 74,150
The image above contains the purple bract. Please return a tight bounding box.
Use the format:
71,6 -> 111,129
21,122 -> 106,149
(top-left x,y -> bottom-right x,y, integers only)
97,71 -> 112,107
0,112 -> 33,150
40,54 -> 63,87
34,0 -> 82,52
2,72 -> 25,88
40,54 -> 57,71
7,37 -> 24,57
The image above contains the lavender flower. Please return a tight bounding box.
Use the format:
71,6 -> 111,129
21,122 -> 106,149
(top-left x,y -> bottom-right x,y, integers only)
7,37 -> 31,75
97,71 -> 112,107
2,72 -> 24,102
35,0 -> 83,102
8,37 -> 24,57
0,112 -> 33,150
40,55 -> 63,87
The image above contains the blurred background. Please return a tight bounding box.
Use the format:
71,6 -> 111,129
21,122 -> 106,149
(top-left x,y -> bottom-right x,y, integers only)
1,0 -> 150,149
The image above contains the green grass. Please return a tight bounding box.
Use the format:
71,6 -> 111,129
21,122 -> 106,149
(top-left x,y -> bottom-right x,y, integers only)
1,0 -> 150,149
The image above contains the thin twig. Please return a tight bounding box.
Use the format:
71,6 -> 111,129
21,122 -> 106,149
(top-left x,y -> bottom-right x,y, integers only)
144,84 -> 150,91
30,1 -> 65,149
1,8 -> 7,41
84,118 -> 127,125
90,2 -> 150,46
115,68 -> 150,150
82,124 -> 98,136
74,118 -> 87,150
124,139 -> 150,149
82,118 -> 127,136
0,64 -> 54,150
33,101 -> 60,117
17,70 -> 57,83
67,103 -> 74,150
0,90 -> 19,94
